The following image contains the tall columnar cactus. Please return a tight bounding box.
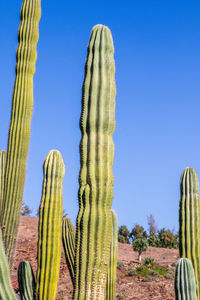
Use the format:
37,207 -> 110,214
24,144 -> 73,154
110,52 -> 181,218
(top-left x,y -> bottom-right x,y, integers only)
0,151 -> 6,213
18,261 -> 36,300
175,258 -> 197,300
0,0 -> 41,265
62,217 -> 75,283
179,167 -> 200,298
106,210 -> 118,300
36,150 -> 65,300
73,24 -> 116,300
0,230 -> 16,299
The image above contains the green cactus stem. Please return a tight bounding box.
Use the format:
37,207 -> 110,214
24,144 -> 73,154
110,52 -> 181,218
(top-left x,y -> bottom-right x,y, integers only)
62,217 -> 75,284
175,258 -> 197,300
179,167 -> 200,299
0,0 -> 41,265
0,151 -> 6,214
73,24 -> 116,300
36,150 -> 65,300
106,210 -> 118,300
18,261 -> 36,300
0,230 -> 16,299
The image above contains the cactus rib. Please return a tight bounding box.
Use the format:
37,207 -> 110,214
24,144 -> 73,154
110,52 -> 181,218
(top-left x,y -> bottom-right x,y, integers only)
0,151 -> 6,214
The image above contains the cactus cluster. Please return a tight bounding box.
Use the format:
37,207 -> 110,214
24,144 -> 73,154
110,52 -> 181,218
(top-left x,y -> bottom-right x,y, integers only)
0,0 -> 118,298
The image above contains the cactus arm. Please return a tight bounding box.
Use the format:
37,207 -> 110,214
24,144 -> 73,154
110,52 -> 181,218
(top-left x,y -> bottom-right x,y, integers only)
0,0 -> 41,265
0,151 -> 6,214
74,24 -> 116,300
106,210 -> 118,300
179,167 -> 200,299
62,217 -> 75,284
0,230 -> 16,299
36,150 -> 65,300
175,258 -> 197,300
18,261 -> 36,300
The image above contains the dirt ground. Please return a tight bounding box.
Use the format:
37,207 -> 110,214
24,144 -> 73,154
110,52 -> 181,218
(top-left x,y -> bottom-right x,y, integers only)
11,216 -> 179,299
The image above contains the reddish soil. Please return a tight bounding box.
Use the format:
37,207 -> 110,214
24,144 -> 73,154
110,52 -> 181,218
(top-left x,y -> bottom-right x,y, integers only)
12,216 -> 179,299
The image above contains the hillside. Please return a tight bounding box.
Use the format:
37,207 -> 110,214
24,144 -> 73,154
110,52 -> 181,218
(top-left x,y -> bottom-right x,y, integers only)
11,216 -> 179,299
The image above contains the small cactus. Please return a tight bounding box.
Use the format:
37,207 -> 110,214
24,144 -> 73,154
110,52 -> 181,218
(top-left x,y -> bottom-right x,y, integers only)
175,258 -> 197,300
18,261 -> 36,300
179,167 -> 200,298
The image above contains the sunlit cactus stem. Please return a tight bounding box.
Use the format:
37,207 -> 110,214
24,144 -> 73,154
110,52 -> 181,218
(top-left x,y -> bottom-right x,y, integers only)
175,258 -> 197,300
18,261 -> 36,300
0,0 -> 41,265
106,210 -> 118,300
179,167 -> 200,299
74,24 -> 116,300
36,150 -> 65,300
62,217 -> 75,284
0,230 -> 16,299
0,151 -> 6,213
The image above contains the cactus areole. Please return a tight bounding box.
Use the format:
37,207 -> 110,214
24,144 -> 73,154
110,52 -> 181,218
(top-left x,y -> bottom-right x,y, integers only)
73,24 -> 116,300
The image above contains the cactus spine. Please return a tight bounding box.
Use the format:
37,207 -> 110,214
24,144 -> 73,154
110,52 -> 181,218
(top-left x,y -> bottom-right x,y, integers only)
175,258 -> 197,300
0,230 -> 16,299
0,0 -> 41,265
18,261 -> 36,300
0,151 -> 6,213
106,210 -> 118,300
62,217 -> 75,283
179,167 -> 200,298
36,150 -> 65,300
73,24 -> 116,300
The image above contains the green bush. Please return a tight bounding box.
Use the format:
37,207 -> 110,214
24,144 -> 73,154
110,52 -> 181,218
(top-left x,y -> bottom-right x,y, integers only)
117,261 -> 125,269
127,266 -> 137,276
130,224 -> 147,241
118,235 -> 127,244
143,257 -> 156,268
136,266 -> 149,275
118,225 -> 130,244
148,235 -> 162,247
158,228 -> 178,248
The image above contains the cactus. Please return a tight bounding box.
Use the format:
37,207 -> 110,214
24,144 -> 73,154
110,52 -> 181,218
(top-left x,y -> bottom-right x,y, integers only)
73,24 -> 116,299
36,150 -> 65,300
175,258 -> 197,300
62,217 -> 75,283
0,151 -> 6,213
106,210 -> 118,300
18,261 -> 36,300
0,0 -> 41,265
0,230 -> 16,299
179,167 -> 200,298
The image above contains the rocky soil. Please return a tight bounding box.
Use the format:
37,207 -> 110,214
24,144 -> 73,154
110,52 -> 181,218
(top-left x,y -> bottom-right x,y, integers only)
11,216 -> 179,299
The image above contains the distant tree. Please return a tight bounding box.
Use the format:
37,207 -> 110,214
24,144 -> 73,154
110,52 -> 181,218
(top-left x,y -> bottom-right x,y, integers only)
132,238 -> 148,263
21,202 -> 32,216
118,225 -> 130,244
158,228 -> 178,249
147,214 -> 157,236
130,224 -> 147,241
148,234 -> 161,247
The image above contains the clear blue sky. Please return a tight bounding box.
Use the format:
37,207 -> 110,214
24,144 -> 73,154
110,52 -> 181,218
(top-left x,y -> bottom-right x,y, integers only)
0,1 -> 200,233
